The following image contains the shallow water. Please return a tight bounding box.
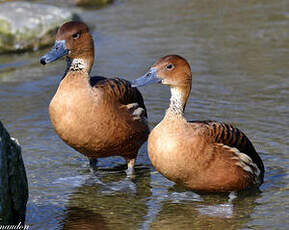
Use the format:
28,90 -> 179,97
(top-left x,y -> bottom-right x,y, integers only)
0,0 -> 289,229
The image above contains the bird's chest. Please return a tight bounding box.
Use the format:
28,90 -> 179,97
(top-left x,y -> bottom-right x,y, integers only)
148,123 -> 186,176
48,82 -> 97,145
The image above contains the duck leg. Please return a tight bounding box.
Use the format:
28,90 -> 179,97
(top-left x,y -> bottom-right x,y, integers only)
228,192 -> 237,203
88,157 -> 98,174
125,157 -> 136,177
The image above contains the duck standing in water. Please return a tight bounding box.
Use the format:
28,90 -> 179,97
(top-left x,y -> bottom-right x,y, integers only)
40,21 -> 149,175
132,55 -> 264,192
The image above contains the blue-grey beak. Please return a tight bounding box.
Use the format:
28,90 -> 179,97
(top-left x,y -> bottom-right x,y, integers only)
131,68 -> 161,87
40,40 -> 68,65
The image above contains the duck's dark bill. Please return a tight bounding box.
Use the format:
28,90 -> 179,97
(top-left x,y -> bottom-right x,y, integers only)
131,68 -> 161,87
40,40 -> 68,65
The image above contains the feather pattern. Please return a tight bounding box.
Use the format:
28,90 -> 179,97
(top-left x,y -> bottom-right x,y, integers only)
189,120 -> 264,183
90,76 -> 147,117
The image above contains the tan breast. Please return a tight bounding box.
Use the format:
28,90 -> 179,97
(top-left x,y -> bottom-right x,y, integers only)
148,118 -> 196,182
49,73 -> 102,151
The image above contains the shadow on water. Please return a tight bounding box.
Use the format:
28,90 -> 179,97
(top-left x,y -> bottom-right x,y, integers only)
149,192 -> 261,230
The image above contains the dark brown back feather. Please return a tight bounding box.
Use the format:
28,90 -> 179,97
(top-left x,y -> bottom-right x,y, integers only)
90,76 -> 147,117
190,120 -> 264,181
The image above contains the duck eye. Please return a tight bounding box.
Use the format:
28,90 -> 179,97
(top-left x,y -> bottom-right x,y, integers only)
166,64 -> 174,70
72,33 -> 80,39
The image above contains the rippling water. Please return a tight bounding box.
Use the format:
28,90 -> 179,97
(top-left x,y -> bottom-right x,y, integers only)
0,0 -> 289,229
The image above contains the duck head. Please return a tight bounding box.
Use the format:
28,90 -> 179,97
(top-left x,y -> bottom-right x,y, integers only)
132,55 -> 191,88
40,21 -> 94,73
132,55 -> 192,113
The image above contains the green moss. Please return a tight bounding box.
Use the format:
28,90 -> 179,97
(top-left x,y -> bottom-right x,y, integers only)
0,18 -> 11,34
0,5 -> 77,53
0,34 -> 15,53
0,20 -> 62,53
0,19 -> 15,52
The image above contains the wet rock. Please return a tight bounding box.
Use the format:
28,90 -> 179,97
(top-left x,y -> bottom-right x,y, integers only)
39,0 -> 113,8
0,121 -> 28,224
0,2 -> 76,53
74,0 -> 113,7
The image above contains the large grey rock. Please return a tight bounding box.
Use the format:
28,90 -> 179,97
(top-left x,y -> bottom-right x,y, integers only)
0,121 -> 28,225
0,2 -> 76,53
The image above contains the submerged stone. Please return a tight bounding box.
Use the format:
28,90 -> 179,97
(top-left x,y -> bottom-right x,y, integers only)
0,121 -> 28,224
0,2 -> 76,53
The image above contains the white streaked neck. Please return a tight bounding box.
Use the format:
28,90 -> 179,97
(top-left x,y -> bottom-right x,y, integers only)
166,87 -> 185,115
69,58 -> 87,71
64,57 -> 91,74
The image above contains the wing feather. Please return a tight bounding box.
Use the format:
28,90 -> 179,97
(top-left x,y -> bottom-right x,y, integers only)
90,76 -> 147,117
189,120 -> 264,183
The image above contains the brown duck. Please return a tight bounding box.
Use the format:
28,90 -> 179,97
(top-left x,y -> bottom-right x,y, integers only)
40,21 -> 149,175
132,55 -> 264,192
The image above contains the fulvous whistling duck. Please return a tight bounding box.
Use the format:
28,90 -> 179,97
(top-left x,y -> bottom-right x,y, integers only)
132,55 -> 264,192
40,21 -> 149,175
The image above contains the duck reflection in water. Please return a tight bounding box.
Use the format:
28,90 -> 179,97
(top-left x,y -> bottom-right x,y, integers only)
62,207 -> 109,230
61,166 -> 152,230
149,190 -> 262,229
60,168 -> 261,230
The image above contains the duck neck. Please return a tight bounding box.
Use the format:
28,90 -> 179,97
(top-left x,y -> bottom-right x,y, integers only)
63,38 -> 95,78
63,57 -> 93,76
165,85 -> 191,118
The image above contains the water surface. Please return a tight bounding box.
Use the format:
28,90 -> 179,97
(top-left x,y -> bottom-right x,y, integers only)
0,0 -> 288,229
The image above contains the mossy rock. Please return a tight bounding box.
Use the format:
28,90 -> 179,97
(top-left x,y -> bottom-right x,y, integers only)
0,2 -> 77,53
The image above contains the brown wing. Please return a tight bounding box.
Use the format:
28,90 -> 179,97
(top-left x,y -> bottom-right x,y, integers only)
190,120 -> 264,183
90,76 -> 147,117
